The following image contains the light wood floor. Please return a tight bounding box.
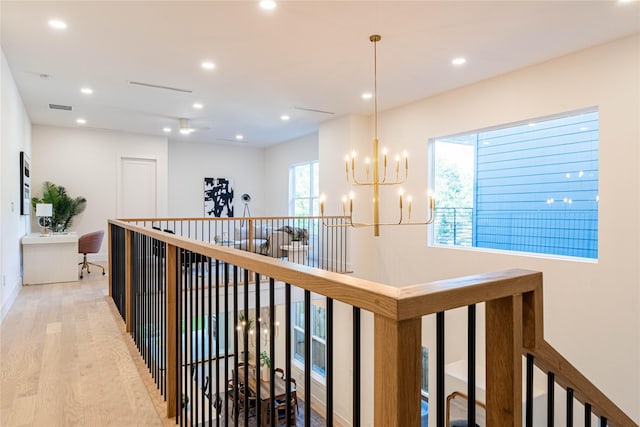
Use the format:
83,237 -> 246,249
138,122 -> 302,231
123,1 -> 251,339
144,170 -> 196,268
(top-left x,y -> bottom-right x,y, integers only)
0,269 -> 171,426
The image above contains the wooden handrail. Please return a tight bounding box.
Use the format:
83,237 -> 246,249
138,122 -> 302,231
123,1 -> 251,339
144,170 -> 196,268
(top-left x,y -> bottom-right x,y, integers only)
109,219 -> 540,320
525,341 -> 637,427
109,219 -> 637,427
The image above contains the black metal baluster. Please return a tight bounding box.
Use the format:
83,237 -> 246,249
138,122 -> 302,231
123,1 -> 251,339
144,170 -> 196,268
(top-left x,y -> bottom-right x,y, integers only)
242,268 -> 249,427
585,403 -> 591,427
189,250 -> 194,426
224,262 -> 230,425
353,306 -> 361,427
548,372 -> 555,427
326,297 -> 334,427
283,282 -> 291,427
468,304 -> 476,427
200,255 -> 205,425
255,272 -> 261,427
233,265 -> 239,427
214,259 -> 220,427
305,290 -> 312,426
437,311 -> 445,427
599,416 -> 607,427
567,387 -> 574,425
526,353 -> 534,427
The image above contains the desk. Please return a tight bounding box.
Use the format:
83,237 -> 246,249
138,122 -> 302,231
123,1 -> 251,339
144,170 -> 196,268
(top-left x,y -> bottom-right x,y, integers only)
22,232 -> 79,284
280,244 -> 311,264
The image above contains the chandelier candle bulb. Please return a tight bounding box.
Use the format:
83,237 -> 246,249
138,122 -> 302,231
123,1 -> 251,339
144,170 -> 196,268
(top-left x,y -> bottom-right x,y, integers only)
407,195 -> 413,222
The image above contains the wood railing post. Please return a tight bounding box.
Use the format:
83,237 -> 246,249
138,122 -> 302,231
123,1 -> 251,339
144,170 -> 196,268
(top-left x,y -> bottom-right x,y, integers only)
125,229 -> 132,333
374,314 -> 421,427
486,295 -> 523,426
166,244 -> 178,418
248,218 -> 254,253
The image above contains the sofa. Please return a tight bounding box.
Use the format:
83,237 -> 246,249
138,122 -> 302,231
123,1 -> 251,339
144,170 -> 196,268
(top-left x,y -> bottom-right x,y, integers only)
233,224 -> 307,258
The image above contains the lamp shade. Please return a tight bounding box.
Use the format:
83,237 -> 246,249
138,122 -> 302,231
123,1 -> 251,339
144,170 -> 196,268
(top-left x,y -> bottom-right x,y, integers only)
35,203 -> 53,217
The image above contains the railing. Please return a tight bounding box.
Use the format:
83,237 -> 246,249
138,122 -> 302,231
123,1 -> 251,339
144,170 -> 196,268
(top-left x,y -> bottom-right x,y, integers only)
120,216 -> 350,273
434,207 -> 598,259
108,219 -> 637,427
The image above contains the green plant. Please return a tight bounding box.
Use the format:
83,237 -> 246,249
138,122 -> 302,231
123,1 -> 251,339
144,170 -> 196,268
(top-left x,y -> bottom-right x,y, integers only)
31,181 -> 86,232
260,350 -> 270,368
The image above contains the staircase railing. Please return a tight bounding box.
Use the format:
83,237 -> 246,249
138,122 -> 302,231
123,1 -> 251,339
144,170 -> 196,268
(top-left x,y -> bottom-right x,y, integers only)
108,219 -> 637,427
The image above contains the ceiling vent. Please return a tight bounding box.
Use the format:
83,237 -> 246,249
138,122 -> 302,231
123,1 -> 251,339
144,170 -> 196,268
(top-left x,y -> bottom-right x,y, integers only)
49,103 -> 72,111
294,106 -> 335,115
128,80 -> 192,93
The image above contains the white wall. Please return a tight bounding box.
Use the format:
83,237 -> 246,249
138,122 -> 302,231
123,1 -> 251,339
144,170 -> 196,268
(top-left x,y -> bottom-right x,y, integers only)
263,132 -> 318,216
167,140 -> 265,218
0,50 -> 32,319
31,125 -> 169,259
319,35 -> 640,424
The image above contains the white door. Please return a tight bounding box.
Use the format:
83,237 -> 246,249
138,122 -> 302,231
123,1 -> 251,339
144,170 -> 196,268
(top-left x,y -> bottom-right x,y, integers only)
117,157 -> 157,218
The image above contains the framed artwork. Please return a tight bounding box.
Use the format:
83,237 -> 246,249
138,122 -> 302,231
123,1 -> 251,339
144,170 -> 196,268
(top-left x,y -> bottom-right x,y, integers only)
204,177 -> 234,217
20,151 -> 31,215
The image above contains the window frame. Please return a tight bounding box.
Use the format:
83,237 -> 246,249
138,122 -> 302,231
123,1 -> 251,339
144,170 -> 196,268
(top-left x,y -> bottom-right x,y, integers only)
292,301 -> 327,383
289,160 -> 319,217
429,107 -> 599,261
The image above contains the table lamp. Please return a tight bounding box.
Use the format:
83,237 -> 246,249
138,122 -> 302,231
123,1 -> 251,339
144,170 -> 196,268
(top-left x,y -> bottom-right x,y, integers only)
35,203 -> 53,235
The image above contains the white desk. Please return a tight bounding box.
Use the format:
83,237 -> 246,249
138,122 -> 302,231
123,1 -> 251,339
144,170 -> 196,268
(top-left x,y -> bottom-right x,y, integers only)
280,244 -> 311,264
22,232 -> 79,284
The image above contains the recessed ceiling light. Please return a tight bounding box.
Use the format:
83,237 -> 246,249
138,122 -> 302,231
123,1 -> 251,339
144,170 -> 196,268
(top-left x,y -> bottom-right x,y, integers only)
451,57 -> 466,66
528,122 -> 536,127
180,128 -> 193,135
259,1 -> 277,10
163,127 -> 172,133
48,19 -> 67,30
235,134 -> 244,140
280,115 -> 290,121
80,87 -> 93,95
76,118 -> 86,124
201,61 -> 216,70
361,92 -> 373,100
193,103 -> 203,109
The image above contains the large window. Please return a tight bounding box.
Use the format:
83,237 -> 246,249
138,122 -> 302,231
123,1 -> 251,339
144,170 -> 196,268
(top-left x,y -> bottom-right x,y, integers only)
289,161 -> 319,216
432,109 -> 599,259
293,301 -> 326,378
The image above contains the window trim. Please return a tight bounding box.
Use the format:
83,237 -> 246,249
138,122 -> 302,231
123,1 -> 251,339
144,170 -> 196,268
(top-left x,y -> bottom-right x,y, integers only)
292,301 -> 327,384
289,160 -> 319,216
428,106 -> 599,261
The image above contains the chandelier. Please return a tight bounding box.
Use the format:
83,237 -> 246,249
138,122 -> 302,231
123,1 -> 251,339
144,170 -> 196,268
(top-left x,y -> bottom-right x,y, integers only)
320,34 -> 435,236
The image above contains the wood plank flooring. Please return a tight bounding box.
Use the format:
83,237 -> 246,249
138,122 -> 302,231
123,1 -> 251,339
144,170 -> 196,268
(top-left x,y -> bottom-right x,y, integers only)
0,270 -> 168,426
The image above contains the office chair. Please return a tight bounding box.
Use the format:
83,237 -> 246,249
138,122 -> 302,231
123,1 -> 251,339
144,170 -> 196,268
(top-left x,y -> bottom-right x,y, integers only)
78,230 -> 105,279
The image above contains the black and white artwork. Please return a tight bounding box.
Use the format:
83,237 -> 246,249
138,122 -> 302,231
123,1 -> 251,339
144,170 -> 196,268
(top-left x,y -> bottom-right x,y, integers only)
20,151 -> 30,215
204,177 -> 234,217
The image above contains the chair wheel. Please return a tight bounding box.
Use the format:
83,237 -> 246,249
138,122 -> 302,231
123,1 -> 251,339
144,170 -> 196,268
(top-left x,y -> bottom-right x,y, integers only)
80,274 -> 83,279
102,272 -> 106,276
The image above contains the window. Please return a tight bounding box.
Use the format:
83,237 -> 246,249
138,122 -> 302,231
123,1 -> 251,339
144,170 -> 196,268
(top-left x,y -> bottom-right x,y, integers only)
293,301 -> 326,378
289,161 -> 319,217
432,109 -> 599,259
421,346 -> 429,396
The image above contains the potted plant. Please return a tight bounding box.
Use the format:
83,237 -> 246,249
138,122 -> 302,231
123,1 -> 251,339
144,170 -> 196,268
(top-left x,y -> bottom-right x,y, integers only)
31,181 -> 86,232
260,351 -> 271,381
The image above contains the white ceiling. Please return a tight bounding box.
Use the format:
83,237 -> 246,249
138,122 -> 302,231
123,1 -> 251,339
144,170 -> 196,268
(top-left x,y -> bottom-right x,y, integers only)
2,1 -> 639,147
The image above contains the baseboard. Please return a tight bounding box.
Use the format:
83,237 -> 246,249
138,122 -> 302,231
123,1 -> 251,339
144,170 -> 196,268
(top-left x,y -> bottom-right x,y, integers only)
1,278 -> 22,323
